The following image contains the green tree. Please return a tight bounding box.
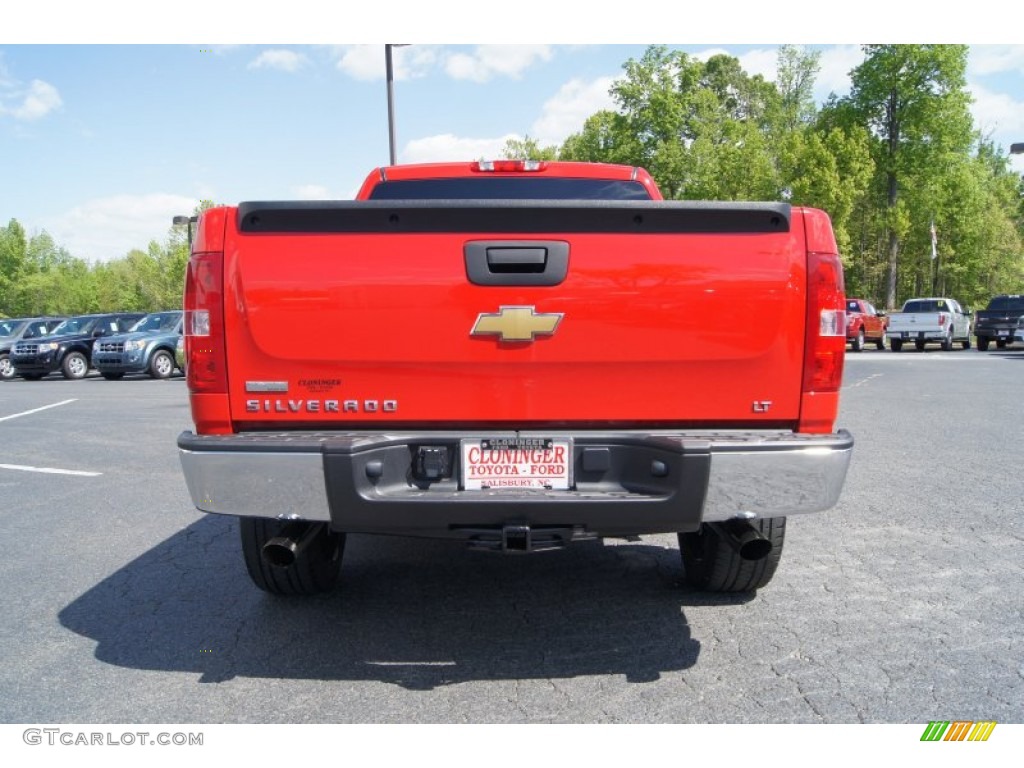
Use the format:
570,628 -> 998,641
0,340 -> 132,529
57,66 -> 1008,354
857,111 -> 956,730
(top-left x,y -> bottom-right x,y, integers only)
559,110 -> 640,166
0,219 -> 29,315
565,46 -> 785,200
774,45 -> 822,134
501,135 -> 559,161
779,125 -> 875,267
841,45 -> 973,307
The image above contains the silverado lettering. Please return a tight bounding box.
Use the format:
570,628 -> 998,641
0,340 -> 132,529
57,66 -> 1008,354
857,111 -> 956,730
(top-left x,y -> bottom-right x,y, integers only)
245,399 -> 398,413
177,160 -> 853,597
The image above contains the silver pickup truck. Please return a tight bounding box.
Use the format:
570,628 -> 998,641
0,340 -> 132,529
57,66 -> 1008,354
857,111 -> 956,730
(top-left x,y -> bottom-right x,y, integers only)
885,297 -> 971,352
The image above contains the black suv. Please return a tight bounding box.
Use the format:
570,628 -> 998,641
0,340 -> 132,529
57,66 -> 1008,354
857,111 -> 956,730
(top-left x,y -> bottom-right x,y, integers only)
10,312 -> 146,380
1,317 -> 67,380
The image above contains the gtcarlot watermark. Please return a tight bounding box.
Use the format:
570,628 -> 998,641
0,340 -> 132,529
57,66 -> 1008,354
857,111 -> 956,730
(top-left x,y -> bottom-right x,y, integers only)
23,728 -> 203,747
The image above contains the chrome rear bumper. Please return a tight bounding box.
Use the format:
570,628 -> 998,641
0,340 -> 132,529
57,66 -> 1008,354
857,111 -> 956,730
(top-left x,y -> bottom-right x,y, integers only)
178,429 -> 852,535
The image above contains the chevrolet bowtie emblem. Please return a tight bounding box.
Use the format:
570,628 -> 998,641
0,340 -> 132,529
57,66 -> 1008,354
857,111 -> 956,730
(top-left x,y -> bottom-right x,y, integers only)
471,306 -> 564,342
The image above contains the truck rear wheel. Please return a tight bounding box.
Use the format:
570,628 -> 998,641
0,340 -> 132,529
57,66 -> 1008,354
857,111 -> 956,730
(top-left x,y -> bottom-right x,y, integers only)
890,338 -> 903,352
851,329 -> 864,352
240,517 -> 344,595
977,337 -> 989,351
678,517 -> 786,593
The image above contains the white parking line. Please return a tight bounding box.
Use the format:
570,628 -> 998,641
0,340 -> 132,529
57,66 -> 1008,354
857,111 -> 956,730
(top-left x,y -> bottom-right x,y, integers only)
0,464 -> 102,477
0,399 -> 78,423
846,373 -> 884,388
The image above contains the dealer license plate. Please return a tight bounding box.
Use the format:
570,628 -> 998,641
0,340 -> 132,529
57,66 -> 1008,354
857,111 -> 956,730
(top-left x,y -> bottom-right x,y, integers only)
461,438 -> 572,490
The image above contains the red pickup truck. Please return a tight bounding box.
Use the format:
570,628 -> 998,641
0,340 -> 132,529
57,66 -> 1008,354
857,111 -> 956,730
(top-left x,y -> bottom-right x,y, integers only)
845,298 -> 888,351
177,161 -> 853,596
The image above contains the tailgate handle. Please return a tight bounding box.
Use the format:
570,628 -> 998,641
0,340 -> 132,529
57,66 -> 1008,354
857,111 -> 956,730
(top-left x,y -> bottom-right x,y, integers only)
465,240 -> 569,286
487,248 -> 547,272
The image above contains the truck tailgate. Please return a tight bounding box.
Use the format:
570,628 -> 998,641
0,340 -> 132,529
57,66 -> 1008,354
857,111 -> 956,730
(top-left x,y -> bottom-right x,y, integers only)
221,201 -> 807,427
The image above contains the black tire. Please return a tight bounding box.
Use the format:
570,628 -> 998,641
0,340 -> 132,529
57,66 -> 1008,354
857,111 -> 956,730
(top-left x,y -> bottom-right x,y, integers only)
101,372 -> 124,380
890,338 -> 903,352
240,517 -> 344,596
875,337 -> 886,350
941,330 -> 953,351
0,353 -> 13,381
148,349 -> 175,379
962,337 -> 971,350
61,351 -> 89,380
977,337 -> 990,351
851,328 -> 864,352
678,517 -> 786,593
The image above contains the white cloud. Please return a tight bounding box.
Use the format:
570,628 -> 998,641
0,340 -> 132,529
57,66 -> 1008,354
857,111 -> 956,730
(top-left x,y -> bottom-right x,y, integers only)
43,193 -> 199,263
736,49 -> 778,81
968,45 -> 1024,77
531,77 -> 616,146
335,45 -> 437,81
815,45 -> 861,101
445,53 -> 483,82
336,46 -> 383,81
402,133 -> 518,164
292,184 -> 331,199
444,45 -> 553,83
968,81 -> 1024,141
1,79 -> 63,121
248,49 -> 310,73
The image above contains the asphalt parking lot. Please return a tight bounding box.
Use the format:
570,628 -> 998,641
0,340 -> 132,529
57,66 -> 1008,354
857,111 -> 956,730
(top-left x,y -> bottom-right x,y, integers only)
0,351 -> 1021,724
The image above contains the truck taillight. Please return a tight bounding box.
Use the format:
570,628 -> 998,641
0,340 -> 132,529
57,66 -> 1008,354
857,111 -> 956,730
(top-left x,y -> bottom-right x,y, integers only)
800,250 -> 846,432
472,160 -> 547,172
184,251 -> 227,395
937,312 -> 947,325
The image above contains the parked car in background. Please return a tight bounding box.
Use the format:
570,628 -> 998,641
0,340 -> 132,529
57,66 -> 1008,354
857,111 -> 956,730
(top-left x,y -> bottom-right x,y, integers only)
92,310 -> 183,380
885,297 -> 971,352
845,298 -> 887,351
175,335 -> 185,375
973,294 -> 1024,351
0,316 -> 67,380
10,312 -> 146,380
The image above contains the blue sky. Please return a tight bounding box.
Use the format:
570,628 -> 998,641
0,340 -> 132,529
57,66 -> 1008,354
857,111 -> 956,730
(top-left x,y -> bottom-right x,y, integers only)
2,3 -> 1022,262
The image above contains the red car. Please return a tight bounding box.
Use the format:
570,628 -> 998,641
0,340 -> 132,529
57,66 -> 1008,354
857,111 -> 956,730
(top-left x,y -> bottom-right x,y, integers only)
846,298 -> 887,351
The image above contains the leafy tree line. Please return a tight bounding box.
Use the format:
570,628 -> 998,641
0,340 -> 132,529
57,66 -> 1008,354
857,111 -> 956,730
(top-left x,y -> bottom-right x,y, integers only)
506,45 -> 1024,310
0,204 -> 212,320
